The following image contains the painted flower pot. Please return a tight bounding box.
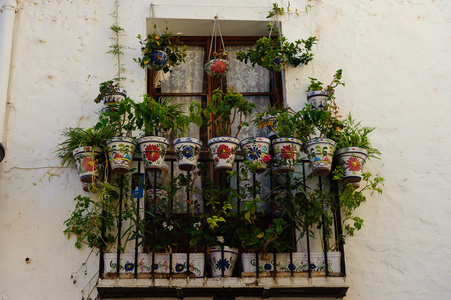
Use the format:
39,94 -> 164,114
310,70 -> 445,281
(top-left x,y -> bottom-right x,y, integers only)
257,114 -> 277,139
205,59 -> 230,78
270,56 -> 285,72
309,252 -> 341,273
241,253 -> 277,273
106,136 -> 137,174
146,188 -> 169,213
146,162 -> 169,187
209,246 -> 239,277
278,252 -> 308,272
103,87 -> 126,106
240,137 -> 271,173
307,90 -> 328,110
271,138 -> 302,173
149,253 -> 170,274
103,253 -> 152,276
171,253 -> 205,277
146,50 -> 168,71
335,147 -> 368,184
173,137 -> 202,171
208,136 -> 240,170
305,138 -> 336,176
138,136 -> 169,172
73,146 -> 105,183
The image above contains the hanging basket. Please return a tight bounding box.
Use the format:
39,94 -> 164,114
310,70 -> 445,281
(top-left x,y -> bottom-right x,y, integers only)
173,137 -> 202,171
305,137 -> 336,176
146,50 -> 168,71
271,137 -> 302,173
73,146 -> 105,183
335,147 -> 368,183
138,136 -> 169,172
240,136 -> 271,173
205,16 -> 230,78
208,136 -> 240,170
106,136 -> 137,174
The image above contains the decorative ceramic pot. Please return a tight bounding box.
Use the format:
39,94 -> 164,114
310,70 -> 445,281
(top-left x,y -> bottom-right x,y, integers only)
103,253 -> 152,276
241,253 -> 277,273
146,162 -> 169,188
305,138 -> 336,176
257,114 -> 277,139
205,59 -> 230,78
209,246 -> 239,277
208,136 -> 240,170
307,90 -> 328,110
173,137 -> 202,171
138,136 -> 169,172
103,87 -> 126,106
270,56 -> 285,72
335,147 -> 368,184
106,136 -> 137,174
271,137 -> 302,173
278,252 -> 308,272
309,252 -> 341,273
240,137 -> 271,173
146,50 -> 168,71
171,253 -> 205,277
149,253 -> 170,274
73,146 -> 105,183
146,188 -> 169,213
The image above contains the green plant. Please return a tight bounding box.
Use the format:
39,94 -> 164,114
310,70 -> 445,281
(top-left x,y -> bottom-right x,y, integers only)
306,69 -> 345,113
179,100 -> 203,137
56,126 -> 115,166
95,97 -> 137,137
94,80 -> 122,104
299,104 -> 343,143
134,95 -> 189,138
333,113 -> 381,159
135,26 -> 187,74
204,87 -> 256,137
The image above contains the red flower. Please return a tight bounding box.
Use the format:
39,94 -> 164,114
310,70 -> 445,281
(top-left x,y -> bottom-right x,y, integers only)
114,152 -> 123,159
280,145 -> 294,159
82,157 -> 97,171
263,154 -> 271,163
346,156 -> 361,172
145,144 -> 161,162
210,61 -> 228,74
217,144 -> 232,159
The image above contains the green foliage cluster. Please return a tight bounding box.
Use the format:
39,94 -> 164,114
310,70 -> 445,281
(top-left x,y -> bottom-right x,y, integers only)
95,97 -> 137,137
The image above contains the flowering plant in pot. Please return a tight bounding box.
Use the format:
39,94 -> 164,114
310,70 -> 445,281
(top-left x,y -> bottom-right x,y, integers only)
333,114 -> 381,184
305,69 -> 344,110
134,95 -> 188,171
96,97 -> 138,174
94,80 -> 126,106
56,126 -> 115,184
204,88 -> 256,170
135,27 -> 187,73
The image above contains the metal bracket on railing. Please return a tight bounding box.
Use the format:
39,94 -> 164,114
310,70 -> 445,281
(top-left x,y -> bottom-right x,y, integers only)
176,287 -> 184,299
262,287 -> 270,299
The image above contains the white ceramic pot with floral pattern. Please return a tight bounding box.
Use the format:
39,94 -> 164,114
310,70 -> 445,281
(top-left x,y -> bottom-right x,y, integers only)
146,188 -> 169,213
271,138 -> 302,173
209,245 -> 239,277
138,136 -> 169,172
103,253 -> 152,276
146,162 -> 169,188
173,137 -> 202,171
241,253 -> 278,273
309,252 -> 341,273
73,146 -> 105,183
277,252 -> 308,272
103,87 -> 126,106
205,59 -> 230,78
208,136 -> 240,170
307,90 -> 328,110
171,253 -> 205,277
106,136 -> 137,174
240,137 -> 271,173
305,137 -> 336,176
335,147 -> 368,184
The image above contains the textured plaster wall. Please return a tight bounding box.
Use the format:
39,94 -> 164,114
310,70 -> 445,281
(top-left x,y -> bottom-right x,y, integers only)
0,0 -> 450,299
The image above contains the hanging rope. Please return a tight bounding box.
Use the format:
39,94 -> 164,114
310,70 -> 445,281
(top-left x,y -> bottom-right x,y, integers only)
150,3 -> 162,36
208,15 -> 226,60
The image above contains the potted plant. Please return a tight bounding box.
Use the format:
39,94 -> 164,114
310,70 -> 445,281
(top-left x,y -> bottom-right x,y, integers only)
135,27 -> 187,73
205,48 -> 230,78
134,95 -> 188,171
333,114 -> 381,183
56,126 -> 115,183
96,97 -> 138,174
204,87 -> 256,170
172,100 -> 204,171
94,80 -> 127,107
305,69 -> 345,110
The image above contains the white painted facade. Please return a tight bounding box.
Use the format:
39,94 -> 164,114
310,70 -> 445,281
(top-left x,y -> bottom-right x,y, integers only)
0,0 -> 450,299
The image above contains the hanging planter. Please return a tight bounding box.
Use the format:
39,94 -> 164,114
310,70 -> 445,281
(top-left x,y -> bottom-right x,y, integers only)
271,137 -> 302,173
209,245 -> 239,277
173,137 -> 202,171
138,136 -> 169,172
307,90 -> 328,110
240,136 -> 271,173
106,136 -> 137,174
205,16 -> 230,78
73,146 -> 105,183
335,147 -> 368,184
146,50 -> 168,71
208,136 -> 240,170
305,137 -> 336,176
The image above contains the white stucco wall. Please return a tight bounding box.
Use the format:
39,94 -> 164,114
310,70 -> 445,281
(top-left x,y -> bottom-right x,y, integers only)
0,0 -> 450,299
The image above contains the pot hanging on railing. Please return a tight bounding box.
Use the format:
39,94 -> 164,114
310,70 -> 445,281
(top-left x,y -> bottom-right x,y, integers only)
173,137 -> 202,171
138,136 -> 169,172
271,137 -> 302,173
205,16 -> 230,78
106,136 -> 137,174
240,136 -> 271,173
208,136 -> 240,170
305,137 -> 336,176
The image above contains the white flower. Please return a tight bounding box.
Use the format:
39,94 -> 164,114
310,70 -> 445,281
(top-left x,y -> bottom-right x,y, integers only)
162,222 -> 167,228
216,236 -> 224,244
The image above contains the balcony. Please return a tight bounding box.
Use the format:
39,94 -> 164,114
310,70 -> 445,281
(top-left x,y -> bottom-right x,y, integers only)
96,152 -> 349,299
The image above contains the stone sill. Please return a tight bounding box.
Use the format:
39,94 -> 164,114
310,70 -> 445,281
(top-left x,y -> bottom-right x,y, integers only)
97,276 -> 348,299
